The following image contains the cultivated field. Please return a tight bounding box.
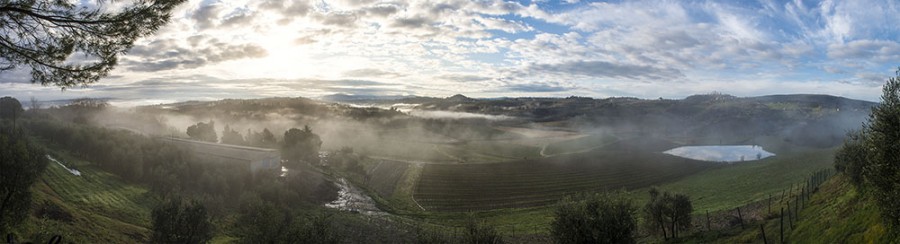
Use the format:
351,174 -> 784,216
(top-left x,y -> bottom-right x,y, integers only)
29,152 -> 155,243
366,159 -> 410,198
413,149 -> 715,211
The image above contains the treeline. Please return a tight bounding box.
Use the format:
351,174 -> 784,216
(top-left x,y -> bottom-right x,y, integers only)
834,69 -> 900,236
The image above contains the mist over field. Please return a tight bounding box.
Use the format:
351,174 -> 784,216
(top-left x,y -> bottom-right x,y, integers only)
2,0 -> 899,243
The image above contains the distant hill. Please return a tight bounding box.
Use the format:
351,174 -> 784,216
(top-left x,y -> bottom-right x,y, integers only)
344,93 -> 875,148
319,93 -> 423,102
140,93 -> 874,149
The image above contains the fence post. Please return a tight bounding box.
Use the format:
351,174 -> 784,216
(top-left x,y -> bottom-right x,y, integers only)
737,207 -> 744,230
780,188 -> 786,202
706,210 -> 711,231
760,224 -> 769,244
788,204 -> 794,228
780,207 -> 784,244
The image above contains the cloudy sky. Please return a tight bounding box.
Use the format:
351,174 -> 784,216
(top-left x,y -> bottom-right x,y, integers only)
2,0 -> 899,105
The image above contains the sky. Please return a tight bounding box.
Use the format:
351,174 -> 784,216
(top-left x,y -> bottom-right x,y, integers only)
1,0 -> 899,106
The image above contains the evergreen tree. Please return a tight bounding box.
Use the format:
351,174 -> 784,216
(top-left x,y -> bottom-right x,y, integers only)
0,0 -> 187,87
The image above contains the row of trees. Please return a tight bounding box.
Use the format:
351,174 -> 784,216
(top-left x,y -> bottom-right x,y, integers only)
185,121 -> 278,148
834,69 -> 900,234
185,121 -> 323,168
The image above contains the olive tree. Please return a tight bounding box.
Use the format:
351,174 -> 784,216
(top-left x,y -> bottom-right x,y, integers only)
551,193 -> 637,244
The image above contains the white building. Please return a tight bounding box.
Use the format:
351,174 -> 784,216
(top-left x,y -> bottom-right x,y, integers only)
162,137 -> 280,172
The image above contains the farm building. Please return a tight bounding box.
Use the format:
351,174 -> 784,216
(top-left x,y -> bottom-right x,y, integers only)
162,137 -> 280,172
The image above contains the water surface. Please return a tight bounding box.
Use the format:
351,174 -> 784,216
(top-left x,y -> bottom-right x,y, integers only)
663,145 -> 775,163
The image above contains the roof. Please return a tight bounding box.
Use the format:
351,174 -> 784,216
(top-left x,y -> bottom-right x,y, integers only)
162,137 -> 279,162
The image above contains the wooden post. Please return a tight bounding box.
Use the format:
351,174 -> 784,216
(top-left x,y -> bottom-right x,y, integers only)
737,207 -> 744,229
707,210 -> 711,231
780,188 -> 786,202
760,224 -> 769,244
780,207 -> 784,244
788,207 -> 793,228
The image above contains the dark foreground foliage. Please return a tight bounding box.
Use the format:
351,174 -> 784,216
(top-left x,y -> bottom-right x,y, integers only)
551,192 -> 637,244
834,68 -> 900,235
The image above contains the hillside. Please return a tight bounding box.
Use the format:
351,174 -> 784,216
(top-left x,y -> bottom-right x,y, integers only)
681,174 -> 891,243
402,94 -> 871,147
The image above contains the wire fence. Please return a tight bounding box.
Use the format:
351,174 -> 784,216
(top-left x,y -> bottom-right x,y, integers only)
691,168 -> 836,243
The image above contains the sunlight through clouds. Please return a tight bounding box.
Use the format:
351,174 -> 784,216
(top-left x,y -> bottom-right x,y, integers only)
2,0 -> 898,104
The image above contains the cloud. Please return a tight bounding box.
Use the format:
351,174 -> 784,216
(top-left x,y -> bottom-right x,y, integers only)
827,40 -> 900,61
500,83 -> 571,93
7,0 -> 899,104
525,61 -> 685,80
124,37 -> 268,72
343,69 -> 404,78
437,74 -> 492,82
316,11 -> 360,27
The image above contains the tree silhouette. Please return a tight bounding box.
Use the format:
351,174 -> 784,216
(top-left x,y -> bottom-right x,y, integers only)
151,198 -> 213,244
0,130 -> 48,233
186,121 -> 217,142
0,96 -> 23,128
282,125 -> 322,167
0,0 -> 186,87
643,188 -> 692,240
552,193 -> 636,244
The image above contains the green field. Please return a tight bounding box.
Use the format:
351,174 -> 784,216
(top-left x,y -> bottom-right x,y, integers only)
22,152 -> 156,243
542,133 -> 616,155
657,147 -> 836,212
413,150 -> 714,211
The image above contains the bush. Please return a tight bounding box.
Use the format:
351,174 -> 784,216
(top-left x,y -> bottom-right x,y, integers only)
463,218 -> 503,244
551,192 -> 637,244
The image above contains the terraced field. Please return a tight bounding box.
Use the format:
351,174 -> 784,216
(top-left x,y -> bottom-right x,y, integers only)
414,149 -> 715,211
31,154 -> 156,242
367,159 -> 410,198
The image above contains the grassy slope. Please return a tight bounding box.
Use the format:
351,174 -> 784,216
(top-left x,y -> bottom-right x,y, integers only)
789,175 -> 891,243
19,152 -> 156,243
687,174 -> 891,243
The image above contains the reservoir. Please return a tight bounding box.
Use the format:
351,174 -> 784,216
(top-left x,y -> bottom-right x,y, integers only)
663,145 -> 775,163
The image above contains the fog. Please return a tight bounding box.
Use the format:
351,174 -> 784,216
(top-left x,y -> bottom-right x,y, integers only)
64,94 -> 874,166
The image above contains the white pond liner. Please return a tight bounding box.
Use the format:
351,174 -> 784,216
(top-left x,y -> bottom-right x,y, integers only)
46,155 -> 81,176
663,145 -> 775,163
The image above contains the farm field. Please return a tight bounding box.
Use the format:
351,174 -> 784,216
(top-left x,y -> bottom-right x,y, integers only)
542,133 -> 617,156
24,152 -> 156,243
657,147 -> 836,212
366,159 -> 410,198
413,149 -> 715,211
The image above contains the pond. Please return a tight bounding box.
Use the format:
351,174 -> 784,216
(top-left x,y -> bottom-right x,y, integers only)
663,145 -> 775,163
